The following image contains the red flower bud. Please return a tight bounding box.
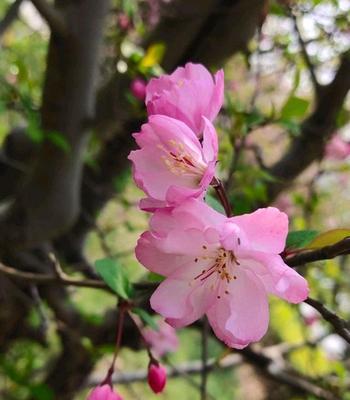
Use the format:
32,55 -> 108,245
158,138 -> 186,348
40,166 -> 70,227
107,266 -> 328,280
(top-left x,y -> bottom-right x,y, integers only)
148,363 -> 167,394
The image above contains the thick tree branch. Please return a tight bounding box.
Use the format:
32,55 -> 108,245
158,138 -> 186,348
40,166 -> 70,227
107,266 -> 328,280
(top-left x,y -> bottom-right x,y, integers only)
31,0 -> 67,37
0,0 -> 23,38
0,0 -> 110,249
266,51 -> 350,201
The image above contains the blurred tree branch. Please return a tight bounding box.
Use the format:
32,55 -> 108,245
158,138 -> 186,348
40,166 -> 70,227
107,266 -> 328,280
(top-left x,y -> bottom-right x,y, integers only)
0,0 -> 23,38
31,0 -> 67,37
266,50 -> 350,202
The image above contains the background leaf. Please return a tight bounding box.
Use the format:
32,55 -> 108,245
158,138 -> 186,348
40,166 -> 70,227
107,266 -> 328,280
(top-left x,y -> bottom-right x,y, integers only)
95,258 -> 133,299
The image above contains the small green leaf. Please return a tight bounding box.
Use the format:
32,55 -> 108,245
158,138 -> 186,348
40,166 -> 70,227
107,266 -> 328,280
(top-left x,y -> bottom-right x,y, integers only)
280,96 -> 310,121
95,258 -> 133,299
205,193 -> 225,215
132,308 -> 158,330
286,230 -> 319,249
306,229 -> 350,249
147,272 -> 165,283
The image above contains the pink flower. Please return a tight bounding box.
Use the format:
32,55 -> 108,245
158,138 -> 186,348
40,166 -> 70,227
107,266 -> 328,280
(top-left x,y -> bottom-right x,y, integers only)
135,199 -> 309,349
146,63 -> 224,136
87,385 -> 123,400
325,135 -> 350,160
148,363 -> 167,394
128,115 -> 218,211
130,78 -> 147,101
142,319 -> 179,357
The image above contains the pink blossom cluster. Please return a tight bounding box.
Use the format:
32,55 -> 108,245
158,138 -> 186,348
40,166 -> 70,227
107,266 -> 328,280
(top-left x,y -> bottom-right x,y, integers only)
129,63 -> 309,349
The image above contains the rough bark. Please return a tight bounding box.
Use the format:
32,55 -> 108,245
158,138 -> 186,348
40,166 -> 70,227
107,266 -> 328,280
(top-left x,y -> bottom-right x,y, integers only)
0,0 -> 110,249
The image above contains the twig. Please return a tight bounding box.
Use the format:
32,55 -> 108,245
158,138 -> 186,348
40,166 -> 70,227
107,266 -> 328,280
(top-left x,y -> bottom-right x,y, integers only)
0,0 -> 23,38
200,316 -> 209,400
0,260 -> 110,290
305,297 -> 350,344
211,177 -> 232,216
31,0 -> 67,37
290,9 -> 321,95
285,237 -> 350,267
88,348 -> 340,400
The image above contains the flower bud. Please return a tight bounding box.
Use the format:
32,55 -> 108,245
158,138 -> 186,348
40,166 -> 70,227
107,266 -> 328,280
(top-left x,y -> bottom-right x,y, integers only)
87,384 -> 123,400
148,363 -> 167,394
130,78 -> 146,101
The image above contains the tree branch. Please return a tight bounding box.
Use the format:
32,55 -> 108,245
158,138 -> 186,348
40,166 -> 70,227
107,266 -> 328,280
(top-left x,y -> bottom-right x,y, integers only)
30,0 -> 67,37
0,0 -> 23,38
305,297 -> 350,344
290,9 -> 321,95
266,50 -> 350,202
285,237 -> 350,267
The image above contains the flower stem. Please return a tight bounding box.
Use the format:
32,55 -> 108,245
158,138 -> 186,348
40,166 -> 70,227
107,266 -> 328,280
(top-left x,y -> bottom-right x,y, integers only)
101,301 -> 127,385
211,177 -> 232,217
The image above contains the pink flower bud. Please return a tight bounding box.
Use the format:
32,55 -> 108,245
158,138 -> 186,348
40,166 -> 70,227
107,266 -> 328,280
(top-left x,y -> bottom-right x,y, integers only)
87,384 -> 123,400
148,363 -> 167,394
130,78 -> 147,101
117,13 -> 131,31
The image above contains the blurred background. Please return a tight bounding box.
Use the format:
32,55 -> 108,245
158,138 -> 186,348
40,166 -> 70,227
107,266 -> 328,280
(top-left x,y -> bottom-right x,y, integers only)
0,0 -> 350,399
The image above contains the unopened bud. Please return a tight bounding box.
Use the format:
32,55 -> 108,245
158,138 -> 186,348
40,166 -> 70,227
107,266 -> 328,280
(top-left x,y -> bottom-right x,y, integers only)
87,384 -> 123,400
148,363 -> 167,394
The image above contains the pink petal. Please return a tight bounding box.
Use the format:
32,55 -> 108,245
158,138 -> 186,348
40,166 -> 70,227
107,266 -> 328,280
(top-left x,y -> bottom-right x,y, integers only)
232,207 -> 289,254
243,253 -> 309,303
135,231 -> 190,276
207,269 -> 269,348
201,117 -> 219,163
206,69 -> 224,122
151,277 -> 214,328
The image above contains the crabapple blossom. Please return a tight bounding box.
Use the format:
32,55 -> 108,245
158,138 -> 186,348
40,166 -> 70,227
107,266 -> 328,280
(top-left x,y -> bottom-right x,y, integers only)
142,319 -> 179,357
87,384 -> 123,400
148,363 -> 167,394
135,199 -> 309,349
128,114 -> 218,211
325,134 -> 350,160
146,63 -> 224,136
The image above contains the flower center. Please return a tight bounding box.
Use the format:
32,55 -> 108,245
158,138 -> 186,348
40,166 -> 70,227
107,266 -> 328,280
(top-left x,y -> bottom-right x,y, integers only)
193,246 -> 240,298
158,140 -> 206,178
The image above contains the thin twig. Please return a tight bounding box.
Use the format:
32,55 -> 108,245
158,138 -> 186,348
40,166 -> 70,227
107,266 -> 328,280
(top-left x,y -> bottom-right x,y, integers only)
200,317 -> 209,400
211,177 -> 232,216
31,0 -> 67,37
305,297 -> 350,344
0,0 -> 23,38
290,9 -> 321,95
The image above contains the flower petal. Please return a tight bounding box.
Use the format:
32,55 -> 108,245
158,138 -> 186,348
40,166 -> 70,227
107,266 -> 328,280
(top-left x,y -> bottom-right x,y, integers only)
232,207 -> 288,254
207,269 -> 269,347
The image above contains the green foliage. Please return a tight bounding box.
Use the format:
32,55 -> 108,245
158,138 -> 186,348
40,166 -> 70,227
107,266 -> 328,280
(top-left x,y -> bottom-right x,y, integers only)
95,258 -> 134,299
286,230 -> 319,249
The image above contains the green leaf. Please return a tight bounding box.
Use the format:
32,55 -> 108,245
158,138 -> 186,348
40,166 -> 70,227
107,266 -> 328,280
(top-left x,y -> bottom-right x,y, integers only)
205,193 -> 225,215
132,308 -> 158,330
306,229 -> 350,249
147,272 -> 165,283
286,230 -> 319,249
95,258 -> 133,299
280,96 -> 310,121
